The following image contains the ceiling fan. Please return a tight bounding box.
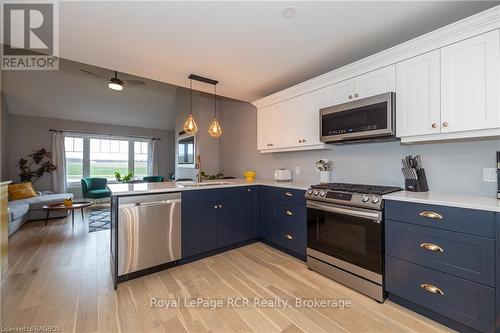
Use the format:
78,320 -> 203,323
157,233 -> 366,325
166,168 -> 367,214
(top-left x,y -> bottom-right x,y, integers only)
79,69 -> 146,91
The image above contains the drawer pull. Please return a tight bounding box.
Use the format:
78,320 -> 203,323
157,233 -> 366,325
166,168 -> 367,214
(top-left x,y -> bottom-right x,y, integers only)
419,211 -> 443,220
285,210 -> 294,216
420,283 -> 444,296
420,242 -> 444,253
284,192 -> 293,197
284,234 -> 294,240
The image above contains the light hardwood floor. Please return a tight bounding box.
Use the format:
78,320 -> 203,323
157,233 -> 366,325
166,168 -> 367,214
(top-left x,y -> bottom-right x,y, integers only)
1,213 -> 454,333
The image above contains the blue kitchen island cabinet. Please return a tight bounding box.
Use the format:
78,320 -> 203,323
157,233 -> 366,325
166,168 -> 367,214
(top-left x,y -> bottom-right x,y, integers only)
385,200 -> 497,333
182,200 -> 219,258
182,186 -> 259,259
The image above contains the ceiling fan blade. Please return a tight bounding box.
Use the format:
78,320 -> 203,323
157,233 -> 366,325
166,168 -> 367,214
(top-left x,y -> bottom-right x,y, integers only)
80,69 -> 107,80
124,80 -> 146,85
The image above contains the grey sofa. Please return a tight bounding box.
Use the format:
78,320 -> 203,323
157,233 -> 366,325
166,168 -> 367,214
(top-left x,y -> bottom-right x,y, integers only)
8,191 -> 74,236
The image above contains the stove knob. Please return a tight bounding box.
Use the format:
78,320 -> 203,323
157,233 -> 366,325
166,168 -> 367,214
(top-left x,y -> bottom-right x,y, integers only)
307,189 -> 313,195
320,191 -> 326,197
361,194 -> 370,202
313,191 -> 320,196
371,196 -> 380,204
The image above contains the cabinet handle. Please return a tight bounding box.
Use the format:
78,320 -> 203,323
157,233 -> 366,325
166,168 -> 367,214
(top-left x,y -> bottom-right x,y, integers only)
420,242 -> 444,253
419,211 -> 443,220
431,123 -> 438,128
284,234 -> 294,240
219,204 -> 223,208
247,188 -> 251,192
285,210 -> 294,216
348,95 -> 353,99
285,192 -> 293,197
302,139 -> 306,143
354,93 -> 359,98
420,283 -> 444,296
214,205 -> 218,209
442,121 -> 449,127
298,139 -> 302,143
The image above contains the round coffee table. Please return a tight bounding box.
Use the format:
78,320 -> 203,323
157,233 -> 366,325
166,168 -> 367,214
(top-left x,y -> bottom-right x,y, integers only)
42,201 -> 94,228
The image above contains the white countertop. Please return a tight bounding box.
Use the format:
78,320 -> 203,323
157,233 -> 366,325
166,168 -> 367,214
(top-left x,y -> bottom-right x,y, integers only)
383,191 -> 500,212
108,178 -> 312,196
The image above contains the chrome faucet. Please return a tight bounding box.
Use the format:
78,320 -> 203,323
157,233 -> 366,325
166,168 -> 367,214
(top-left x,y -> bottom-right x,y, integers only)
195,155 -> 202,182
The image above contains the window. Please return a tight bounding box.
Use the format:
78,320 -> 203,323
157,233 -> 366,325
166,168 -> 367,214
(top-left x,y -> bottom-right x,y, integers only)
64,135 -> 151,185
90,139 -> 129,180
178,136 -> 194,164
64,137 -> 83,184
134,141 -> 149,178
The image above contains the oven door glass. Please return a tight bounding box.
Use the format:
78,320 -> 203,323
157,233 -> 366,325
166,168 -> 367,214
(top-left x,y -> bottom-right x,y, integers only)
307,204 -> 382,274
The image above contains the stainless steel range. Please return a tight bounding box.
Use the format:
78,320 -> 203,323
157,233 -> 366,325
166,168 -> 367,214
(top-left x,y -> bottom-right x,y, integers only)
306,183 -> 401,302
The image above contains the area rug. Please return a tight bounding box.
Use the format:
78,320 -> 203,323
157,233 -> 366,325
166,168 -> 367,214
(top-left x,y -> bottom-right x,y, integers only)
88,206 -> 111,233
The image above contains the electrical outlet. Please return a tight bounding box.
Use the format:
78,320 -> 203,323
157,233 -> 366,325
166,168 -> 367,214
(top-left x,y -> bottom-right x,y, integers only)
295,167 -> 300,175
483,168 -> 497,182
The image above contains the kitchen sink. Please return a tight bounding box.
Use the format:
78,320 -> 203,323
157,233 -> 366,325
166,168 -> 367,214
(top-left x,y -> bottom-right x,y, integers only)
178,181 -> 231,188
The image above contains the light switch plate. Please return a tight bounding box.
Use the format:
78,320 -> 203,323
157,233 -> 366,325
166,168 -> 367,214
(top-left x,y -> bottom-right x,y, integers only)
482,168 -> 497,182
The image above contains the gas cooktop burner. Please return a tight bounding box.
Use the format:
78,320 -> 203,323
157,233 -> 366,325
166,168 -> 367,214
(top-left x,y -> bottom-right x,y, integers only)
311,183 -> 402,196
306,183 -> 402,210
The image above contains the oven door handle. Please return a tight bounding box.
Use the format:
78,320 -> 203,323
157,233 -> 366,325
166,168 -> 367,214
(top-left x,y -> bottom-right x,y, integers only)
307,201 -> 382,221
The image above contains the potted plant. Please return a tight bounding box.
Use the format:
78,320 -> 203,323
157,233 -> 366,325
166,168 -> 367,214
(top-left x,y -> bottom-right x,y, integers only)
18,148 -> 57,184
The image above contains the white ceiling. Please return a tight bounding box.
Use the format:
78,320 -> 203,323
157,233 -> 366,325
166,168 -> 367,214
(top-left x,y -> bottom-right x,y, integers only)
2,59 -> 179,130
58,1 -> 499,102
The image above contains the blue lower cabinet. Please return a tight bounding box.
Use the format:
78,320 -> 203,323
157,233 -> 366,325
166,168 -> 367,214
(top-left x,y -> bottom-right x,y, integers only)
182,201 -> 219,258
386,256 -> 495,333
273,224 -> 306,256
261,186 -> 274,242
386,220 -> 495,286
219,197 -> 246,247
245,186 -> 260,240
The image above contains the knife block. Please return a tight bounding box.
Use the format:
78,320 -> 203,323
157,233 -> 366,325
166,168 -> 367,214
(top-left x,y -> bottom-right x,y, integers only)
404,168 -> 429,192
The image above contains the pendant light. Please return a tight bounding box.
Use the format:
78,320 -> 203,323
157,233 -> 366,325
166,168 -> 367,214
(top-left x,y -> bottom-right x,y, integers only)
208,84 -> 222,138
182,78 -> 198,134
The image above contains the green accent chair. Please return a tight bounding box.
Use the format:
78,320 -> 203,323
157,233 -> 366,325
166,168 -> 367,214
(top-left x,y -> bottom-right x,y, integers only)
81,177 -> 112,200
143,176 -> 164,182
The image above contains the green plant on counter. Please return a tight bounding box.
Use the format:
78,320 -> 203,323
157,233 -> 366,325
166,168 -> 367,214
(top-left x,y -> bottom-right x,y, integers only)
114,171 -> 134,183
200,171 -> 224,180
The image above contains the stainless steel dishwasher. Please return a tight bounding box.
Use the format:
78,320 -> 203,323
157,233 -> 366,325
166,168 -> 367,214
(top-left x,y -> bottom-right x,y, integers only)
117,192 -> 181,276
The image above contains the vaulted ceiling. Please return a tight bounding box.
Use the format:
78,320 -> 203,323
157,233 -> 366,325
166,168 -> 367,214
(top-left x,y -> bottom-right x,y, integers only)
58,1 -> 499,102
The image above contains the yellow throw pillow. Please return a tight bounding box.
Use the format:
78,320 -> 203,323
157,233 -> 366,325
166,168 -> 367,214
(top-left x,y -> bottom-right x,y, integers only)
8,182 -> 38,201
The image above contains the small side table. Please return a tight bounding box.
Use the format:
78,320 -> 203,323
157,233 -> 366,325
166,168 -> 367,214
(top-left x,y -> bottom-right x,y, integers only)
42,201 -> 94,228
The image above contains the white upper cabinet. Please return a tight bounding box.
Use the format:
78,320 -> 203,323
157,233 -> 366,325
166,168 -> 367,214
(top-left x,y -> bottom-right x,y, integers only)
257,103 -> 284,151
354,65 -> 396,99
396,50 -> 441,137
254,9 -> 500,149
284,96 -> 304,147
441,30 -> 500,133
322,80 -> 354,108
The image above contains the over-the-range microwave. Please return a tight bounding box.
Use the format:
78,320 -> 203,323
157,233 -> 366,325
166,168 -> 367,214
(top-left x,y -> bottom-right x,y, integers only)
320,92 -> 396,143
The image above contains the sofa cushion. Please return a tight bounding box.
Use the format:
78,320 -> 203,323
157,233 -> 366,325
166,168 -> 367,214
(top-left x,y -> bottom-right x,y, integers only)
8,203 -> 30,222
10,192 -> 73,206
8,182 -> 37,201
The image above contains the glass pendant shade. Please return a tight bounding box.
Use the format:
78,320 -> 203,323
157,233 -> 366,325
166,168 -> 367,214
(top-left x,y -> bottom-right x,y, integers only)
183,113 -> 198,134
208,118 -> 222,137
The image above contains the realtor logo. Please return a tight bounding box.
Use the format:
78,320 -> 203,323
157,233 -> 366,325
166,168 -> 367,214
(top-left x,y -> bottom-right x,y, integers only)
1,1 -> 59,70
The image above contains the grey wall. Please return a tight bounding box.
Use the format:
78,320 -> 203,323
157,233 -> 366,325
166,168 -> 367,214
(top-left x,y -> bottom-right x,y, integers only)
174,87 -> 222,180
1,59 -> 178,130
219,99 -> 500,197
0,91 -> 9,181
7,114 -> 175,196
